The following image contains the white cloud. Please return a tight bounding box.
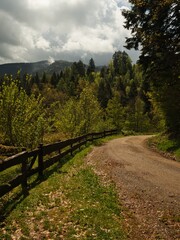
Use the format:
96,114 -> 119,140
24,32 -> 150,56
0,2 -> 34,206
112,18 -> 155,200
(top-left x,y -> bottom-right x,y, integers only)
27,0 -> 50,9
0,0 -> 138,65
115,0 -> 131,8
48,56 -> 55,64
35,37 -> 50,50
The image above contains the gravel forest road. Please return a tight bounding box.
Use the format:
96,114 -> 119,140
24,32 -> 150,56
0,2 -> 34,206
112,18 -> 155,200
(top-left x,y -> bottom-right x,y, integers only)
86,135 -> 180,240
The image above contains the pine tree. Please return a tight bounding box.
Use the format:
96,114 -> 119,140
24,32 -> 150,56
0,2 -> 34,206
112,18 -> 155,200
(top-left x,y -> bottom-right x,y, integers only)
123,0 -> 180,136
87,58 -> 95,77
97,78 -> 112,108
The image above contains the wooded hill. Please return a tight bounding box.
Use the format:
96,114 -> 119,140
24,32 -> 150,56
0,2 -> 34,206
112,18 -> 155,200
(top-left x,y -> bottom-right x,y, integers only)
0,0 -> 179,153
0,51 -> 163,150
0,60 -> 73,76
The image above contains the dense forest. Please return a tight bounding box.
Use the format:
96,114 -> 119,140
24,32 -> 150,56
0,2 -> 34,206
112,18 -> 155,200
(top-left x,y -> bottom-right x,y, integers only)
0,0 -> 179,150
0,51 -> 163,149
123,0 -> 180,138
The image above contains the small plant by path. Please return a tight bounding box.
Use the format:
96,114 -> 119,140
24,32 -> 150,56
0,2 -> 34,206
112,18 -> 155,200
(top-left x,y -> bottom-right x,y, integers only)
148,134 -> 180,161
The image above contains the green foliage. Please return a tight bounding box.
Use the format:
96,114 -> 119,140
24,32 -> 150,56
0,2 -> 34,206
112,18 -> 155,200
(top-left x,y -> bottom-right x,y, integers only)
97,78 -> 112,108
123,0 -> 180,136
54,98 -> 80,138
114,76 -> 127,106
0,75 -> 45,148
128,80 -> 138,103
106,92 -> 125,131
78,84 -> 104,134
55,84 -> 104,137
72,60 -> 86,78
124,97 -> 151,132
148,95 -> 166,132
0,49 -> 159,145
113,51 -> 132,77
53,52 -> 158,135
149,134 -> 180,161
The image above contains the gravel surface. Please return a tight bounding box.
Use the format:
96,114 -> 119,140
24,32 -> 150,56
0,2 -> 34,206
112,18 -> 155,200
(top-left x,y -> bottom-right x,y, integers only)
86,135 -> 180,240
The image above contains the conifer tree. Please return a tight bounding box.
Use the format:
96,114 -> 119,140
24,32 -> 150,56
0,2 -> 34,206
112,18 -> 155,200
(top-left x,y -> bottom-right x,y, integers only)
123,0 -> 180,136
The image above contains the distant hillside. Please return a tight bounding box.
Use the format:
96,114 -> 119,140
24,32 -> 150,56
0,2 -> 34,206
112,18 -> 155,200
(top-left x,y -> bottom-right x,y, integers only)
0,60 -> 73,77
45,60 -> 73,74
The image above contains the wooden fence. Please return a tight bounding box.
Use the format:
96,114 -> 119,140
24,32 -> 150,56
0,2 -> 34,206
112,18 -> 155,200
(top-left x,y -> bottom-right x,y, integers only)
0,129 -> 117,198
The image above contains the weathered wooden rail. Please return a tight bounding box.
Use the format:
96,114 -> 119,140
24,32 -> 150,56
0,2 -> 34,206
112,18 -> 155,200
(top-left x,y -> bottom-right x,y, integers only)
0,130 -> 117,198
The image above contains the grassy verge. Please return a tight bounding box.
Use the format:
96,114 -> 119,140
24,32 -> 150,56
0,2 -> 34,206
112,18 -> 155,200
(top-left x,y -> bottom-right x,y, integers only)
0,138 -> 126,240
148,134 -> 180,161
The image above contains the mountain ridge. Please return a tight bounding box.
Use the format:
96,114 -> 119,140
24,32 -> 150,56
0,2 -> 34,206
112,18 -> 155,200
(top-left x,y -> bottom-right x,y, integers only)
0,60 -> 74,76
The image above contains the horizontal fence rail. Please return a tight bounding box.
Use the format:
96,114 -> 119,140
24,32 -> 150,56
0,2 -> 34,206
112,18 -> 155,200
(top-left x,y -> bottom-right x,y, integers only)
0,129 -> 117,198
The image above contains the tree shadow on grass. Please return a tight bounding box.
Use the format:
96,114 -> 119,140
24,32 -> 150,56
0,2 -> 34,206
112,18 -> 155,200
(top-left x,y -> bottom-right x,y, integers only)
0,153 -> 73,225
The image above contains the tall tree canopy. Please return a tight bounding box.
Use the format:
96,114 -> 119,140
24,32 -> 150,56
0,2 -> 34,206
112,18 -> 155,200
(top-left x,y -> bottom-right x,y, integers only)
113,51 -> 132,77
87,58 -> 95,76
123,0 -> 180,136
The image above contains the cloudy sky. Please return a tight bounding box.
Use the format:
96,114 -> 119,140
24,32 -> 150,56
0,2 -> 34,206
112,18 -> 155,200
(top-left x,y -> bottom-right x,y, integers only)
0,0 -> 139,65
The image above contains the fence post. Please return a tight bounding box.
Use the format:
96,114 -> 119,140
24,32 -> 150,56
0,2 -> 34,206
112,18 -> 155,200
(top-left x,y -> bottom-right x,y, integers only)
21,153 -> 29,196
91,133 -> 94,142
79,139 -> 81,150
85,134 -> 89,146
104,130 -> 106,138
58,140 -> 61,155
70,143 -> 73,156
38,143 -> 44,178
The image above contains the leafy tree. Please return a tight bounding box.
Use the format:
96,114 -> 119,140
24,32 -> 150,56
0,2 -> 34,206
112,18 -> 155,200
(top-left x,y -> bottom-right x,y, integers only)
57,67 -> 77,96
54,98 -> 80,138
128,80 -> 138,105
41,83 -> 67,107
106,92 -> 125,131
133,96 -> 150,132
139,77 -> 152,117
55,84 -> 103,137
0,75 -> 45,148
124,96 -> 150,132
21,73 -> 33,95
115,76 -> 127,106
123,0 -> 180,136
107,60 -> 115,80
97,78 -> 112,108
100,66 -> 108,78
78,85 -> 103,134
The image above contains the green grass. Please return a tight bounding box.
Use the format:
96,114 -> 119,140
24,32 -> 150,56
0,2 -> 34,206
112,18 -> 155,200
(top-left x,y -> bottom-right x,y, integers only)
0,134 -> 121,186
0,165 -> 21,185
148,134 -> 180,161
0,137 -> 126,240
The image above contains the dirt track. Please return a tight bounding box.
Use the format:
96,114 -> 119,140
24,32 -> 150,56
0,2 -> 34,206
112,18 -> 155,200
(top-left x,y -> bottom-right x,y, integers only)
86,135 -> 180,240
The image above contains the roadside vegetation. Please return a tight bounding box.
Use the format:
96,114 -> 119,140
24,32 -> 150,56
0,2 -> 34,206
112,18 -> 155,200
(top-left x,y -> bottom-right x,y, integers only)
148,134 -> 180,161
121,0 -> 180,162
0,141 -> 126,240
